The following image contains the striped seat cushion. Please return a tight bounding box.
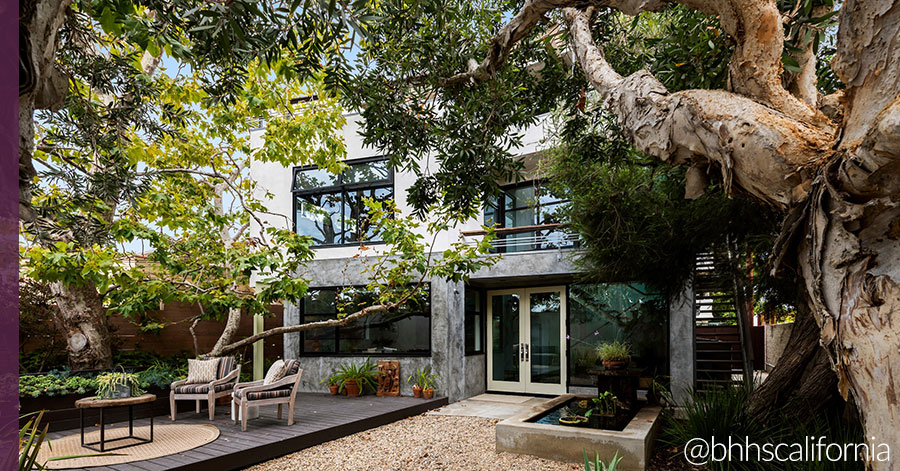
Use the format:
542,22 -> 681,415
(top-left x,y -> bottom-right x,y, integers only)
174,382 -> 233,394
216,356 -> 237,379
245,388 -> 293,401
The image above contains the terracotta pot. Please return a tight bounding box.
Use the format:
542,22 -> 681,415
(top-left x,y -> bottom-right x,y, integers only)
216,396 -> 231,406
412,386 -> 422,398
602,359 -> 628,370
328,384 -> 339,395
423,388 -> 434,399
344,380 -> 362,397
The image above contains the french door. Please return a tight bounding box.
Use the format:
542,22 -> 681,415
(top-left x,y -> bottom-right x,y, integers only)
486,286 -> 567,395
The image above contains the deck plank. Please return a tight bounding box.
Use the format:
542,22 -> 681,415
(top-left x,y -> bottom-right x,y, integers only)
48,393 -> 446,471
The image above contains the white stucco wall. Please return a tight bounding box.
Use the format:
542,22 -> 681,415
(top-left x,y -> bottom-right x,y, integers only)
248,110 -> 553,261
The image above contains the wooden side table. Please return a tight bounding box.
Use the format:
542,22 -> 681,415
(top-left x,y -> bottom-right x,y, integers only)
75,393 -> 156,452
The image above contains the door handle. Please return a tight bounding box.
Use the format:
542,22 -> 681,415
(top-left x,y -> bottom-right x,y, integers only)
525,343 -> 530,361
519,343 -> 524,361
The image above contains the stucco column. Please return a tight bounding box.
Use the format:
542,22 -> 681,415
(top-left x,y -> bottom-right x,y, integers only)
429,279 -> 467,402
668,278 -> 695,406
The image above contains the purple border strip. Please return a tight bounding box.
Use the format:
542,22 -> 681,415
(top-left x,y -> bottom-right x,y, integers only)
1,0 -> 20,465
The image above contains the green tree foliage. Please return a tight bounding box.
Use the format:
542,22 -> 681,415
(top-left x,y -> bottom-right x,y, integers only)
20,0 -> 369,366
544,110 -> 783,292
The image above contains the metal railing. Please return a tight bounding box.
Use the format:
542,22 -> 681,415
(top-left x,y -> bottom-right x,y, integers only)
460,223 -> 580,253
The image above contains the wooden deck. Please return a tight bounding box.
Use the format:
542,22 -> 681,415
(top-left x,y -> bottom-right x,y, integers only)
48,393 -> 448,471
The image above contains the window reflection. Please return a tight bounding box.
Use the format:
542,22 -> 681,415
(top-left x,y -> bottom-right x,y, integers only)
568,283 -> 667,386
298,286 -> 431,355
292,158 -> 393,246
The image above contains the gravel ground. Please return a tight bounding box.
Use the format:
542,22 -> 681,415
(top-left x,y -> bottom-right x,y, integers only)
247,414 -> 580,471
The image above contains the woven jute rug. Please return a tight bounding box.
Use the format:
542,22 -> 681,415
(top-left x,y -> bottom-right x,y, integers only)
37,423 -> 219,469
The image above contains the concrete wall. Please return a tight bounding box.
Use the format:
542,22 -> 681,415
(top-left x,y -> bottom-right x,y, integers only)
764,322 -> 793,372
282,257 -> 471,401
463,354 -> 487,398
668,279 -> 694,406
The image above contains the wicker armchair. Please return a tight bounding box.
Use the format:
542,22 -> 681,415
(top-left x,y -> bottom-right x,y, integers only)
232,359 -> 303,431
169,357 -> 241,421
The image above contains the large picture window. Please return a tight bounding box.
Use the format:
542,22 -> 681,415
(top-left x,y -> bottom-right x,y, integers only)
293,157 -> 393,246
298,286 -> 431,356
483,180 -> 572,252
567,283 -> 668,386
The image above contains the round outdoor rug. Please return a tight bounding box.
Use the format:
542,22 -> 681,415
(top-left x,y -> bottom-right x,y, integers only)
37,424 -> 219,469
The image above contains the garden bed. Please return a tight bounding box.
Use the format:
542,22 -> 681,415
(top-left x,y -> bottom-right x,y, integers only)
18,385 -> 186,432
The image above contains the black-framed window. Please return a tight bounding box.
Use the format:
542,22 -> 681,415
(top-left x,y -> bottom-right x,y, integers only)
292,157 -> 393,246
298,286 -> 431,356
483,180 -> 572,253
465,288 -> 485,355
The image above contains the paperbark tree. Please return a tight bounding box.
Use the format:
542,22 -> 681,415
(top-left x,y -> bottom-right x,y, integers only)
436,0 -> 898,462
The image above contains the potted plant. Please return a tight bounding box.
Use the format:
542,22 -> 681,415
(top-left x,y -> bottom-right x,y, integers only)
407,366 -> 438,399
336,359 -> 379,397
95,367 -> 143,399
597,340 -> 631,370
320,374 -> 340,395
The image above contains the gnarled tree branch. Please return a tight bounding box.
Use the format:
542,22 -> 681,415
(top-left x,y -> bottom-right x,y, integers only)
563,7 -> 833,208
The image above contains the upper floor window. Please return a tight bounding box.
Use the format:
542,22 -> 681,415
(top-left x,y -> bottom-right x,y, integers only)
483,180 -> 573,253
292,157 -> 393,246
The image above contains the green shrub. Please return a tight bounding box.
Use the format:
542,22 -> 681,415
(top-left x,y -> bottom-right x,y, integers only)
19,371 -> 98,398
135,361 -> 185,390
584,450 -> 622,471
661,386 -> 774,471
19,355 -> 189,398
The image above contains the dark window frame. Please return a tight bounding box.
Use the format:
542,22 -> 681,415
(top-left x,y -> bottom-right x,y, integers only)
292,156 -> 394,248
297,284 -> 432,357
484,179 -> 571,253
464,287 -> 486,356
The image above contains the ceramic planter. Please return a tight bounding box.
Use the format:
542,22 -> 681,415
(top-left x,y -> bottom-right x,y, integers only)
423,388 -> 434,399
344,379 -> 362,397
412,386 -> 422,398
558,416 -> 588,427
602,359 -> 628,370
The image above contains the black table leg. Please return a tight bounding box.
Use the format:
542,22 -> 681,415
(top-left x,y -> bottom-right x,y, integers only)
80,408 -> 84,447
99,407 -> 105,452
150,410 -> 154,442
129,405 -> 134,437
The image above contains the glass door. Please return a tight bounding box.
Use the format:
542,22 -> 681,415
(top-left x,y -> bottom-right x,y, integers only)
487,291 -> 524,392
487,287 -> 567,395
524,287 -> 566,394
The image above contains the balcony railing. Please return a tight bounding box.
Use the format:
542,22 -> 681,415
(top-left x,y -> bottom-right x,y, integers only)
460,223 -> 580,253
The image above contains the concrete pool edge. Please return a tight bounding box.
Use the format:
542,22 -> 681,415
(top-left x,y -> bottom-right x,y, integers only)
495,394 -> 662,471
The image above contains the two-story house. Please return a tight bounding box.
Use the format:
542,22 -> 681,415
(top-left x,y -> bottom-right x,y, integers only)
249,111 -> 694,403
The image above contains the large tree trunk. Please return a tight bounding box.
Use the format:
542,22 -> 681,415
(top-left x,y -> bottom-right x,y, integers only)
747,297 -> 839,422
49,281 -> 113,370
554,3 -> 900,465
793,160 -> 900,460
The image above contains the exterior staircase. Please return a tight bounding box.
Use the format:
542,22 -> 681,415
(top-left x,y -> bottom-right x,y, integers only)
693,248 -> 754,392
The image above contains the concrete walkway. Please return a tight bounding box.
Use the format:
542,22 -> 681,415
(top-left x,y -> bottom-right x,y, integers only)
426,393 -> 549,420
